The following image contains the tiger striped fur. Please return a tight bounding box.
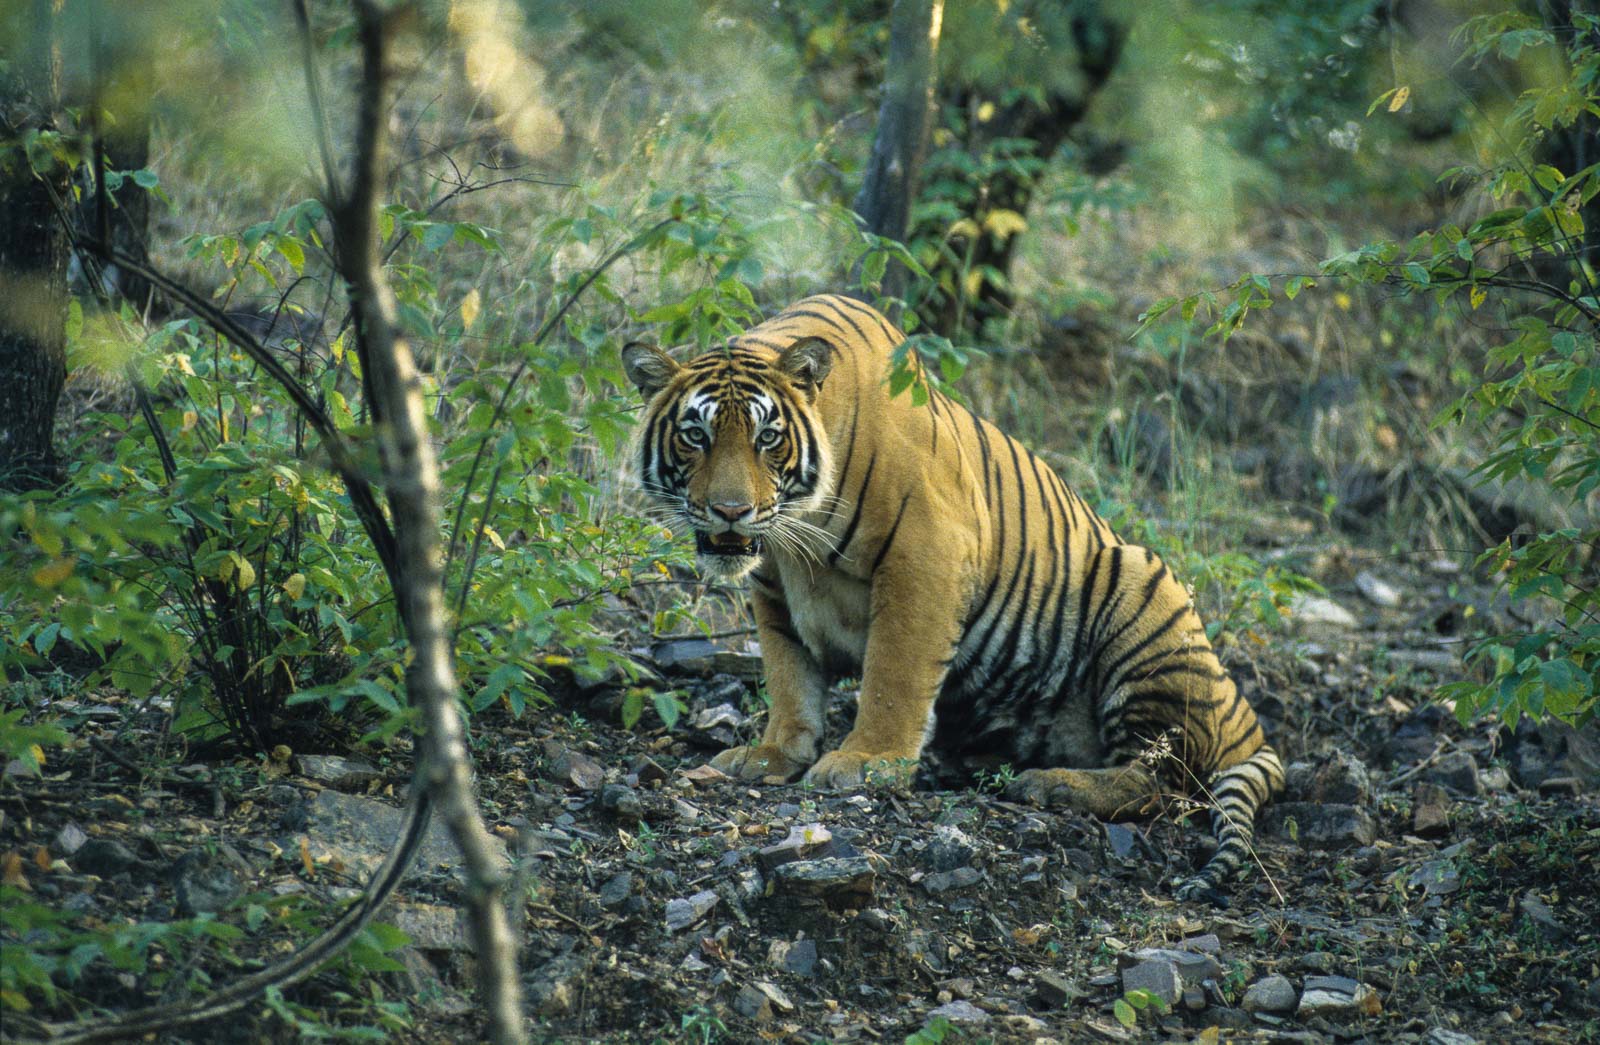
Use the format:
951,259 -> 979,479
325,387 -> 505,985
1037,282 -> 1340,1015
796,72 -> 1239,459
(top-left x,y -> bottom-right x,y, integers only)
622,294 -> 1284,898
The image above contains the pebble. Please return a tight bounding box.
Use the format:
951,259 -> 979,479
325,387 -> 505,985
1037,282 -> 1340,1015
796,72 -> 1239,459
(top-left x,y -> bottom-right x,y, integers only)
53,823 -> 89,856
924,825 -> 978,872
297,754 -> 382,789
927,999 -> 990,1025
1262,802 -> 1376,848
1242,974 -> 1297,1013
599,783 -> 643,823
1297,975 -> 1381,1017
922,867 -> 982,894
1425,1031 -> 1478,1045
771,857 -> 876,903
664,889 -> 719,931
71,838 -> 140,877
692,702 -> 745,730
1424,751 -> 1483,796
1104,823 -> 1140,860
1412,783 -> 1454,835
1033,971 -> 1081,1008
1355,571 -> 1402,608
598,872 -> 633,908
1120,958 -> 1182,1006
1289,594 -> 1358,629
1408,859 -> 1461,898
1121,947 -> 1223,987
756,823 -> 832,870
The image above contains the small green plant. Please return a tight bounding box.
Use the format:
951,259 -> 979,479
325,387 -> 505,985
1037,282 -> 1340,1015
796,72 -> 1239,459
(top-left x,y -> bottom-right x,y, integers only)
679,1004 -> 727,1044
1113,987 -> 1169,1028
904,1015 -> 956,1045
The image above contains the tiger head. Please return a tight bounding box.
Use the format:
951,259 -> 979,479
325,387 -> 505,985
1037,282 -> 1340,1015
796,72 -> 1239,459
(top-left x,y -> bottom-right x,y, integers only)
622,337 -> 836,580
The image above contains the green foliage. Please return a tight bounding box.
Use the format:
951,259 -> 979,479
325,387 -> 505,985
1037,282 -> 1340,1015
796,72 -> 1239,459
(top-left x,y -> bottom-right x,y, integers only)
1143,9 -> 1600,727
1113,987 -> 1169,1028
904,1015 -> 956,1045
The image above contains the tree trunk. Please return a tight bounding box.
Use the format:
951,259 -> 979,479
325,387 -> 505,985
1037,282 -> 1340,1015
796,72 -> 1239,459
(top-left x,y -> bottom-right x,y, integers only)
0,2 -> 68,491
854,0 -> 944,313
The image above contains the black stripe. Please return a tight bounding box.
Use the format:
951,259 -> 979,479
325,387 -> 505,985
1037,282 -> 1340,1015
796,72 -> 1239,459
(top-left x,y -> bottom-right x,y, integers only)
826,294 -> 901,343
829,455 -> 876,566
869,493 -> 912,575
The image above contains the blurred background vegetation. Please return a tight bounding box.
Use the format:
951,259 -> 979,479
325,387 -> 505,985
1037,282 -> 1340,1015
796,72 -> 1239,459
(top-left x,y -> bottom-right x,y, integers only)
0,0 -> 1597,1022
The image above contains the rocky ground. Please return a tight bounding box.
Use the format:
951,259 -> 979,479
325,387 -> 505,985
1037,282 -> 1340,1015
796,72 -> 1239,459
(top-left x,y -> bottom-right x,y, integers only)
4,548 -> 1600,1045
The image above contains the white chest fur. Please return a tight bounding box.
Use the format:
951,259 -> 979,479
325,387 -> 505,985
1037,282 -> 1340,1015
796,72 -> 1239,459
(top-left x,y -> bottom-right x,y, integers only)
772,556 -> 870,672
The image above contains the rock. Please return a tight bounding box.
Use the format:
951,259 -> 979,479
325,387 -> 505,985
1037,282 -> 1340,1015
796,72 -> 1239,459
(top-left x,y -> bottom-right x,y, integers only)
1289,594 -> 1358,629
1518,890 -> 1568,941
1297,975 -> 1381,1017
390,902 -> 470,951
756,823 -> 833,870
1539,776 -> 1582,796
599,784 -> 643,823
297,754 -> 382,789
542,742 -> 606,791
1014,815 -> 1052,849
527,954 -> 587,1016
1388,648 -> 1458,672
1104,823 -> 1140,860
1034,971 -> 1081,1009
1120,958 -> 1182,1007
629,756 -> 669,786
1355,571 -> 1402,608
1121,947 -> 1223,988
692,702 -> 745,730
71,837 -> 140,877
1425,1029 -> 1479,1045
732,984 -> 772,1022
927,999 -> 990,1025
599,872 -> 633,908
1408,859 -> 1461,898
754,981 -> 793,1013
924,825 -> 978,872
1504,717 -> 1600,791
53,823 -> 88,856
768,938 -> 818,977
398,949 -> 472,1016
1287,751 -> 1374,805
1386,705 -> 1446,766
1242,974 -> 1297,1013
170,849 -> 243,916
299,790 -> 508,885
1412,783 -> 1453,836
1181,934 -> 1222,954
922,867 -> 982,894
664,889 -> 719,931
1297,951 -> 1340,974
1182,986 -> 1207,1011
1424,751 -> 1482,796
652,639 -> 763,680
1261,802 -> 1376,848
770,857 -> 875,903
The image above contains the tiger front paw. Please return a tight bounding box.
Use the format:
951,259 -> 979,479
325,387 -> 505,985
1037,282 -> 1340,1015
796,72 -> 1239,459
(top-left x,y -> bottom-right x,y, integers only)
804,750 -> 917,790
709,744 -> 809,781
1004,767 -> 1093,811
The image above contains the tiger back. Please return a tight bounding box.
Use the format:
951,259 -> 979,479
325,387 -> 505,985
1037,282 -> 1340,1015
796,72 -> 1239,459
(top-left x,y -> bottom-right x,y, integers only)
622,293 -> 1284,898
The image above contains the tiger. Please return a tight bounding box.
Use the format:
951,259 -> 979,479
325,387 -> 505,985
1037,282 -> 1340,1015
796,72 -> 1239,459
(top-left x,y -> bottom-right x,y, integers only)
622,293 -> 1284,898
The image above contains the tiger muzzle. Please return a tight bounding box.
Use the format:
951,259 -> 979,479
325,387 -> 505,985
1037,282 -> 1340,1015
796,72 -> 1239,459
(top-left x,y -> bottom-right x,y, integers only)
695,530 -> 762,557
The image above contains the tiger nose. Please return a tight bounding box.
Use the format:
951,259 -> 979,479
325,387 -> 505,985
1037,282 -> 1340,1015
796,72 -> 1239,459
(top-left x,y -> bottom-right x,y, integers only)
710,501 -> 754,522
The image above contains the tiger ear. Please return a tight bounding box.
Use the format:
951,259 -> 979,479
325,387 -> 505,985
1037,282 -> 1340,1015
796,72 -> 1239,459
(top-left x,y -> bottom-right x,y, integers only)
777,336 -> 835,399
621,342 -> 681,396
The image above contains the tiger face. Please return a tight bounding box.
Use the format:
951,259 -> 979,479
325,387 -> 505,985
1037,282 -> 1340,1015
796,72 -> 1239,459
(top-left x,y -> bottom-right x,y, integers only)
622,337 -> 836,581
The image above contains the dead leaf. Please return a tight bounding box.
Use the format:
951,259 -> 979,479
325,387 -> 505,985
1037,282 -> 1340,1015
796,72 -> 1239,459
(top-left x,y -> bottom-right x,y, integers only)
299,837 -> 315,877
2,851 -> 27,889
33,846 -> 50,872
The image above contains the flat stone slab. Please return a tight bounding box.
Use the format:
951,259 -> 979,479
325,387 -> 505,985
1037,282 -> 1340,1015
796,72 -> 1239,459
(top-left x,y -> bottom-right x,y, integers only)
299,790 -> 509,885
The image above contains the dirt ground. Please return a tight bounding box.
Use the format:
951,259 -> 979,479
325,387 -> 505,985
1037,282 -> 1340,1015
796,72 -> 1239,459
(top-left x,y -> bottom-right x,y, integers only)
4,538 -> 1599,1045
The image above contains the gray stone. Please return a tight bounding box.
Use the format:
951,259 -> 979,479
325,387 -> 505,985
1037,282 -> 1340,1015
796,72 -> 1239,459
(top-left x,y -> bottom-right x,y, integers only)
652,639 -> 763,680
771,857 -> 875,903
732,984 -> 773,1022
297,754 -> 381,789
54,823 -> 88,856
1408,859 -> 1461,897
629,756 -> 669,786
1104,823 -> 1140,860
923,867 -> 982,893
692,702 -> 746,730
171,849 -> 242,916
299,790 -> 508,885
927,999 -> 990,1025
1355,571 -> 1402,608
1181,934 -> 1222,954
1120,958 -> 1183,1007
1505,717 -> 1600,791
599,784 -> 643,823
1014,815 -> 1052,849
542,742 -> 606,791
1297,975 -> 1381,1017
1518,890 -> 1568,940
1033,971 -> 1081,1008
1287,751 -> 1374,805
770,938 -> 818,977
71,838 -> 140,877
1182,986 -> 1207,1012
1290,594 -> 1358,629
924,825 -> 978,872
1412,783 -> 1453,835
1424,751 -> 1482,796
1297,950 -> 1340,974
527,954 -> 587,1016
1261,802 -> 1376,848
1242,974 -> 1297,1014
390,902 -> 470,951
1123,947 -> 1223,988
1424,1030 -> 1478,1045
664,889 -> 719,931
752,981 -> 793,1013
756,823 -> 832,870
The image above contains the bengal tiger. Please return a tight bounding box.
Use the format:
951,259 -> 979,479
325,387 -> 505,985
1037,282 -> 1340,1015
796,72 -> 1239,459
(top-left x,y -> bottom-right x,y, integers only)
622,294 -> 1284,898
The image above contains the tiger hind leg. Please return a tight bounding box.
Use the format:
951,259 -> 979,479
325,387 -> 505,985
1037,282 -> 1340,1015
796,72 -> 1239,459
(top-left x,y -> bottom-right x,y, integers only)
1174,744 -> 1285,900
1004,762 -> 1161,820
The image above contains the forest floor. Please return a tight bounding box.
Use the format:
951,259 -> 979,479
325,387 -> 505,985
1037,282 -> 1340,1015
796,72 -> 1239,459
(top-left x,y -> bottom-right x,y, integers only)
4,535 -> 1599,1045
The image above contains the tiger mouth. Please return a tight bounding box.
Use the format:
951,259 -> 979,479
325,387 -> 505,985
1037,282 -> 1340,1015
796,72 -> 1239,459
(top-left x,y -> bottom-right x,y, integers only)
695,531 -> 762,557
